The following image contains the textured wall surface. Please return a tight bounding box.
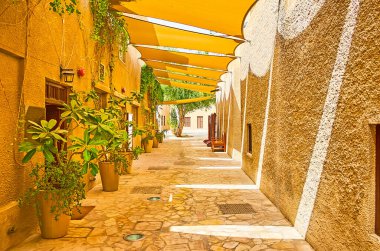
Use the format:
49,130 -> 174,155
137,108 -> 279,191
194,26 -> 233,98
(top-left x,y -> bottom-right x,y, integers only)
305,0 -> 380,249
0,0 -> 142,249
260,0 -> 347,223
231,0 -> 380,250
241,73 -> 269,183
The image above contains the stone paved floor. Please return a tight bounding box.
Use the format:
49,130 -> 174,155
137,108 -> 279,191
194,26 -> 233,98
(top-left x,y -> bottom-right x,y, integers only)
13,131 -> 313,251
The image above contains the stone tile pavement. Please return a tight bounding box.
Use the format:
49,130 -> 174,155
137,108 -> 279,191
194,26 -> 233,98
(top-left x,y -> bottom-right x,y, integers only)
12,131 -> 313,251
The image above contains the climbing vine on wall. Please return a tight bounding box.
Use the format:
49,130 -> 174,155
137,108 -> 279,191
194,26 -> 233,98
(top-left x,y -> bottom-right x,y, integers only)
49,0 -> 81,15
89,0 -> 129,53
140,65 -> 164,111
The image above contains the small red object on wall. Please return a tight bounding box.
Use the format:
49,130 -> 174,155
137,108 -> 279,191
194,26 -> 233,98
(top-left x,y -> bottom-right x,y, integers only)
77,67 -> 85,77
121,87 -> 126,93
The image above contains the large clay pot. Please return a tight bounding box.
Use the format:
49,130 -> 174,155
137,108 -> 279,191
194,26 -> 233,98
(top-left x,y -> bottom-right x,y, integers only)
99,162 -> 119,192
153,137 -> 159,148
144,139 -> 153,153
120,152 -> 134,174
38,192 -> 70,239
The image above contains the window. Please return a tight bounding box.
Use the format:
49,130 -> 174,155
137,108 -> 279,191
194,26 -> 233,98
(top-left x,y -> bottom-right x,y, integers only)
376,125 -> 380,235
247,123 -> 252,154
45,80 -> 70,151
45,81 -> 69,105
95,90 -> 107,110
197,116 -> 203,129
161,115 -> 166,126
184,117 -> 191,127
132,105 -> 138,126
127,113 -> 133,149
99,63 -> 105,81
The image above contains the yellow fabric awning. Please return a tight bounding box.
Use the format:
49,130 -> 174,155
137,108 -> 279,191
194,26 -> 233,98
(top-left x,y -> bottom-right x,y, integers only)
112,0 -> 257,38
158,78 -> 215,93
123,16 -> 240,55
146,60 -> 226,80
136,46 -> 235,71
162,96 -> 213,105
154,69 -> 219,86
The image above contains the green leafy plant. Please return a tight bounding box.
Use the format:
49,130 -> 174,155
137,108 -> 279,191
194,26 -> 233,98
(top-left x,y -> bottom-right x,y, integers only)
18,90 -> 106,217
141,131 -> 154,145
90,0 -> 129,53
164,87 -> 214,136
140,66 -> 164,112
49,0 -> 81,15
132,146 -> 144,160
156,131 -> 164,142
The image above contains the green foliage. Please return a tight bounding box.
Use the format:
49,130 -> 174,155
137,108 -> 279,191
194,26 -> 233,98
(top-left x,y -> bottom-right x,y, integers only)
164,87 -> 215,115
49,0 -> 81,15
169,107 -> 178,130
156,131 -> 164,142
164,87 -> 215,136
19,160 -> 85,219
89,0 -> 129,52
132,146 -> 144,160
141,130 -> 154,144
140,66 -> 164,111
140,65 -> 155,95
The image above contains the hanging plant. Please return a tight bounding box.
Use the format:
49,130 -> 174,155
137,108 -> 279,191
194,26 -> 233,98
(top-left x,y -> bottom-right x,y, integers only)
49,0 -> 81,15
140,66 -> 163,111
89,0 -> 129,53
140,65 -> 155,95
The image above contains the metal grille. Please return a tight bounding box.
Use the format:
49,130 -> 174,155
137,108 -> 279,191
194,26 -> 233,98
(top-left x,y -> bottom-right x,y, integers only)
131,186 -> 162,194
148,167 -> 169,170
217,203 -> 255,214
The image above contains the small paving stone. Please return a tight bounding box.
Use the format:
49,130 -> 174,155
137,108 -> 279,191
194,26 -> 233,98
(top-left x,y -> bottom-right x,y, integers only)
223,241 -> 239,249
12,132 -> 313,251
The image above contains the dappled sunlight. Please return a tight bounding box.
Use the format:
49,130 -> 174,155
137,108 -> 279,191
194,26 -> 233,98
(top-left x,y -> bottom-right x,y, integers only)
175,184 -> 257,190
170,225 -> 303,239
198,166 -> 241,170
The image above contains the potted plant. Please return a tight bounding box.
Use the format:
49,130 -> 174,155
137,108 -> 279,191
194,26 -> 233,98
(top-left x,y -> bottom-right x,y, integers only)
152,131 -> 159,148
142,131 -> 154,153
88,101 -> 126,192
19,119 -> 86,239
156,131 -> 165,143
18,90 -> 106,239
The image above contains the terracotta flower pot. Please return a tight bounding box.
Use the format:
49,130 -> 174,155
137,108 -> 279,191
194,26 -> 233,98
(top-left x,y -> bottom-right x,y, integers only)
158,137 -> 163,143
99,162 -> 119,192
120,152 -> 134,174
153,137 -> 159,148
38,192 -> 70,239
144,139 -> 153,153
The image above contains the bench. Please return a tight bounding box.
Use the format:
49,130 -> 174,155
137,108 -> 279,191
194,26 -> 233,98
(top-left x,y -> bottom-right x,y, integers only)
211,133 -> 226,152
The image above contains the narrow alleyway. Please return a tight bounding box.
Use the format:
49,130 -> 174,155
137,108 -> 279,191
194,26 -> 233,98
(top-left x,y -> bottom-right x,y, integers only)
13,131 -> 313,251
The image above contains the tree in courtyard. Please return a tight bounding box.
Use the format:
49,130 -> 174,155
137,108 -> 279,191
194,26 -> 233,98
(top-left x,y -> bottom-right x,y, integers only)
164,87 -> 215,137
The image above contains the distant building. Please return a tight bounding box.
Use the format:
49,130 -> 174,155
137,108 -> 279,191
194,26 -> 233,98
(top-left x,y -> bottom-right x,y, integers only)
183,105 -> 215,131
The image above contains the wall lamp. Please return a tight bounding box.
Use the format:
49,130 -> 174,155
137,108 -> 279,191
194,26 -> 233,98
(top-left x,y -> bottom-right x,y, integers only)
60,66 -> 75,83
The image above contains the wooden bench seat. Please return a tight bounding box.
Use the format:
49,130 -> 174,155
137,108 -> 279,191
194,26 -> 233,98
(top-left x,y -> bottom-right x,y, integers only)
211,133 -> 226,152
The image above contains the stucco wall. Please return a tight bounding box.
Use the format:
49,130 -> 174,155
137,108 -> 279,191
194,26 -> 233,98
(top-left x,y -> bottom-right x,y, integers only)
226,0 -> 380,250
0,0 -> 142,249
304,0 -> 380,249
184,105 -> 215,131
241,73 -> 269,183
